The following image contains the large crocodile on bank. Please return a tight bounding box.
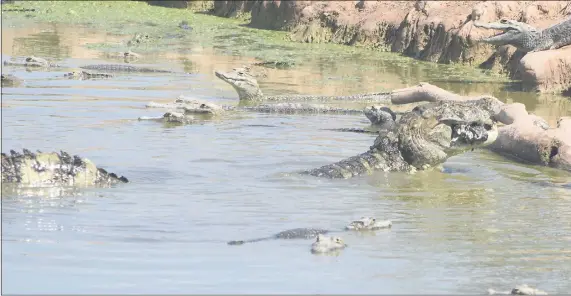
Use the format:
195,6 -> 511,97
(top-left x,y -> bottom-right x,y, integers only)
303,98 -> 500,179
1,149 -> 128,187
227,217 -> 391,245
215,67 -> 391,102
474,18 -> 571,52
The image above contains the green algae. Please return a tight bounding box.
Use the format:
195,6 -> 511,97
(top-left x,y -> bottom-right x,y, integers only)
1,0 -> 511,84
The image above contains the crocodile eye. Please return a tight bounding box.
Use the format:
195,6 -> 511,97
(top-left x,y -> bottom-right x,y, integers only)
484,124 -> 492,130
238,71 -> 244,75
500,19 -> 508,24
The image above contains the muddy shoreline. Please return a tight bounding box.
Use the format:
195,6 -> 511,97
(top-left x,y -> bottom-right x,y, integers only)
149,0 -> 571,96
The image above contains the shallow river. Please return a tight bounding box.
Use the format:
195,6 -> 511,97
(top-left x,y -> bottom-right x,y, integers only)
2,23 -> 571,294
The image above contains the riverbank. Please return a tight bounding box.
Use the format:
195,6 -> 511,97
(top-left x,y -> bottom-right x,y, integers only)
205,0 -> 571,96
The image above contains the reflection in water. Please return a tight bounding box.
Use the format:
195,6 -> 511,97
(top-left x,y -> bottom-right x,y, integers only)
1,23 -> 571,295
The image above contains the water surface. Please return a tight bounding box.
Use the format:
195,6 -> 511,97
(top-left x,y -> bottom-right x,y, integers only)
2,23 -> 571,294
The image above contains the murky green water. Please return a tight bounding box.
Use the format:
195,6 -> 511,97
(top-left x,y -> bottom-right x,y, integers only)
2,14 -> 571,295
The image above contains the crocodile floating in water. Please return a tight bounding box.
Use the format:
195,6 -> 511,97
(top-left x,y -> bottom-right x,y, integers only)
79,64 -> 175,73
474,18 -> 571,52
311,234 -> 347,254
215,67 -> 391,102
3,56 -> 176,73
139,96 -> 367,125
1,149 -> 128,187
1,74 -> 23,87
64,70 -> 114,80
488,284 -> 548,295
303,98 -> 500,179
227,217 -> 391,245
3,56 -> 59,68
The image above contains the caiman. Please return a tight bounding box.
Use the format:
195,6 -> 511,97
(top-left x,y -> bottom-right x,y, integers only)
474,18 -> 571,52
1,149 -> 128,187
227,217 -> 391,245
3,56 -> 59,68
303,98 -> 500,179
215,67 -> 391,102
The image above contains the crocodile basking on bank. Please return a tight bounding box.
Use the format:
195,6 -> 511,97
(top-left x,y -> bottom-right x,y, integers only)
227,217 -> 391,245
215,67 -> 391,102
303,98 -> 500,179
64,70 -> 114,80
1,149 -> 128,187
474,18 -> 571,52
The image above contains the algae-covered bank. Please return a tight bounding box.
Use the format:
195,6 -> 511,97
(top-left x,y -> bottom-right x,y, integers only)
2,1 -> 571,295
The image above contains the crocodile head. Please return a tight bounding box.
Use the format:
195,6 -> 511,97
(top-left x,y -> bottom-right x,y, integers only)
345,217 -> 393,230
215,68 -> 264,101
310,234 -> 347,254
386,99 -> 499,170
474,19 -> 540,52
24,56 -> 52,67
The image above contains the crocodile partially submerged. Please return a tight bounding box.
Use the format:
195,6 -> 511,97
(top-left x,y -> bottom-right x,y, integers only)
3,56 -> 59,68
488,284 -> 548,295
64,70 -> 114,80
311,234 -> 347,254
139,96 -> 367,125
1,74 -> 22,87
303,98 -> 500,179
1,149 -> 128,187
215,67 -> 391,102
3,56 -> 176,73
227,217 -> 391,245
79,64 -> 175,73
474,18 -> 571,52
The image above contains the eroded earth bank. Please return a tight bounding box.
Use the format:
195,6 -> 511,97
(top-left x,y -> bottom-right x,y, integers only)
204,0 -> 571,95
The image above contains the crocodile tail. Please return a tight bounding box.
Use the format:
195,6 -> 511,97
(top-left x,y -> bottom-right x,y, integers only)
227,237 -> 271,245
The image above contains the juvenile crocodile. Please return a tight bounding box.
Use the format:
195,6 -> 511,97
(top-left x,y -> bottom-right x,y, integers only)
3,56 -> 59,68
215,67 -> 391,102
1,149 -> 128,187
227,217 -> 391,245
311,234 -> 347,254
304,98 -> 500,179
64,70 -> 114,80
474,18 -> 571,52
1,74 -> 23,87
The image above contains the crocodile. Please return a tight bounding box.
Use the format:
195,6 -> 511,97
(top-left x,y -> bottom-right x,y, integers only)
3,56 -> 176,73
303,98 -> 500,179
3,56 -> 59,68
227,217 -> 391,245
215,67 -> 391,102
322,106 -> 397,134
488,284 -> 548,295
64,70 -> 114,80
139,96 -> 367,125
79,64 -> 175,73
311,234 -> 347,254
1,149 -> 128,187
474,18 -> 571,52
1,74 -> 23,87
